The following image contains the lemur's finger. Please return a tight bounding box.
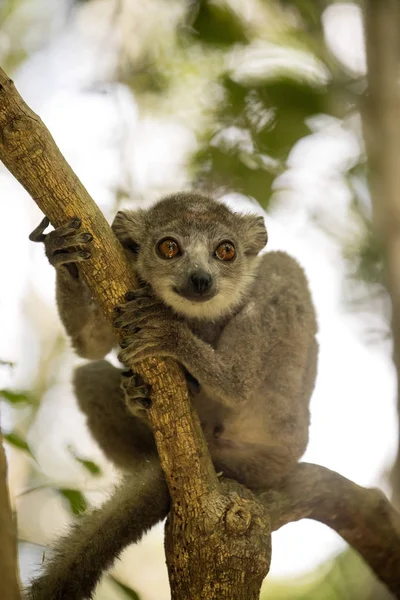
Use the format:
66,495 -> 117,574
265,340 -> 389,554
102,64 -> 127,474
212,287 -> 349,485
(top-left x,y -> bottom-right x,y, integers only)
133,396 -> 152,409
51,250 -> 91,267
113,305 -> 161,329
125,287 -> 153,301
29,216 -> 50,242
123,383 -> 152,401
46,231 -> 93,252
113,298 -> 160,328
51,217 -> 82,237
29,216 -> 83,244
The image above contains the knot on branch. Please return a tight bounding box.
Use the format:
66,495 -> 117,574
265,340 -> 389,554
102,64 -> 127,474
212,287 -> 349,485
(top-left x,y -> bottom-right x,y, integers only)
225,499 -> 252,535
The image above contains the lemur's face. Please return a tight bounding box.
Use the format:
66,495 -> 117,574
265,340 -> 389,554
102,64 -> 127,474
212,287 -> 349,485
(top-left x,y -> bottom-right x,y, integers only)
112,194 -> 267,320
140,227 -> 253,320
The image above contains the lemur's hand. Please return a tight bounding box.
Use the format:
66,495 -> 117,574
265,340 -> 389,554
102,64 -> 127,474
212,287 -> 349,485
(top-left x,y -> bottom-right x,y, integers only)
114,287 -> 188,364
29,216 -> 93,278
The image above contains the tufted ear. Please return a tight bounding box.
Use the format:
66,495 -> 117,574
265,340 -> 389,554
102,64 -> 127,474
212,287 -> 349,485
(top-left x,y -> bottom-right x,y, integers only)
111,210 -> 146,254
241,214 -> 268,255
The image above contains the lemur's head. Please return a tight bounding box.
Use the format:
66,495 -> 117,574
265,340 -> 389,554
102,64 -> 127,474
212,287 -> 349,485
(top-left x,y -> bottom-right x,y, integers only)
112,193 -> 267,320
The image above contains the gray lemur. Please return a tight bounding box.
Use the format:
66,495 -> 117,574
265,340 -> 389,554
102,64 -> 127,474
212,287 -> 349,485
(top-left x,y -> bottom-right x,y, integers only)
26,193 -> 318,600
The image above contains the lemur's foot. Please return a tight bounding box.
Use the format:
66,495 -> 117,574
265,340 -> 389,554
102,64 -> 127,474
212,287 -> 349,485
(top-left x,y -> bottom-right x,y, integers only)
29,216 -> 92,277
120,369 -> 152,415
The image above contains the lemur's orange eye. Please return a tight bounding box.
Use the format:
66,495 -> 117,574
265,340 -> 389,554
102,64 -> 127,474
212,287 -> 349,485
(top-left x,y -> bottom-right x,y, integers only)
215,241 -> 236,261
157,238 -> 181,259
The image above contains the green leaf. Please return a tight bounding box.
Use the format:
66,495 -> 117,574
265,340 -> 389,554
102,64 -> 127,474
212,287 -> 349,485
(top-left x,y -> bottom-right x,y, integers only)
58,489 -> 88,516
224,76 -> 329,155
74,457 -> 102,476
67,445 -> 102,476
0,389 -> 33,405
3,432 -> 35,458
188,0 -> 249,47
0,359 -> 15,368
110,575 -> 141,599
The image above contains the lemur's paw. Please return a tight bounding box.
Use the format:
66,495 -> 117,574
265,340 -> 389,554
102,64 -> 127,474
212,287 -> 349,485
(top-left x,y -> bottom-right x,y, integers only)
112,288 -> 161,330
114,288 -> 187,364
120,369 -> 152,413
29,216 -> 92,276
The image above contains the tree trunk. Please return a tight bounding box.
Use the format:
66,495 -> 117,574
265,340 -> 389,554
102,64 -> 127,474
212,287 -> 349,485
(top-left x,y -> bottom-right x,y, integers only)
0,428 -> 21,600
165,481 -> 271,600
363,0 -> 400,511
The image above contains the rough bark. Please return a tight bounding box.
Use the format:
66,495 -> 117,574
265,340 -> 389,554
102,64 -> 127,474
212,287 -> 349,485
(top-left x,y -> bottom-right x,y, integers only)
362,0 -> 400,511
165,479 -> 271,600
0,428 -> 21,600
0,67 -> 271,599
1,65 -> 400,599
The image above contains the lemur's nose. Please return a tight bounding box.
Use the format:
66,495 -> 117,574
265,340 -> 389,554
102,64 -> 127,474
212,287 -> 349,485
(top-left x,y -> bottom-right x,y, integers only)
189,270 -> 212,295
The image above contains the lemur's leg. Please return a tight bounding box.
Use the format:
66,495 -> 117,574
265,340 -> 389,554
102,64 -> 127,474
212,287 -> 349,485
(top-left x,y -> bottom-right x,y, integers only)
73,360 -> 155,472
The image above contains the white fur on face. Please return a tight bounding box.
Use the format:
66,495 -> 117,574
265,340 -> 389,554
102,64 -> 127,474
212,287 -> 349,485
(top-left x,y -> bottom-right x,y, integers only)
153,266 -> 259,321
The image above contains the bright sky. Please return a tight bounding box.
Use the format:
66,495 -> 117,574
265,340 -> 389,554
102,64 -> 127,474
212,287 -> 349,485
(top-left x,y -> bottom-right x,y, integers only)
0,2 -> 397,597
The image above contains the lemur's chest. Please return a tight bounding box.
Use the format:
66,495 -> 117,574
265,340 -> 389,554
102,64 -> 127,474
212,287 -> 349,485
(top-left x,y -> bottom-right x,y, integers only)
188,319 -> 227,347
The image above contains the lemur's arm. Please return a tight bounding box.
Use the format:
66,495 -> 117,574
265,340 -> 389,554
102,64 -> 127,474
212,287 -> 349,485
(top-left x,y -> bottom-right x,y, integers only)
30,217 -> 116,358
26,465 -> 169,600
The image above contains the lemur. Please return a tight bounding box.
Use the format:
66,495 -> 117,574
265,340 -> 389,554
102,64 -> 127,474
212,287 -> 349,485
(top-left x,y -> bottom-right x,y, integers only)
26,193 -> 318,599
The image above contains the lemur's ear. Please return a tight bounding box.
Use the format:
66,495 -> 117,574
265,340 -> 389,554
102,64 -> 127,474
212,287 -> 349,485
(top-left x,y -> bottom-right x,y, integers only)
112,210 -> 146,254
241,214 -> 268,256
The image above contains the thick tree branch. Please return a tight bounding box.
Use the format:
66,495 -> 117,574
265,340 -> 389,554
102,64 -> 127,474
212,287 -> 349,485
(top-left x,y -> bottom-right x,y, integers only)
260,463 -> 400,597
0,67 -> 217,503
363,0 -> 400,510
0,428 -> 21,600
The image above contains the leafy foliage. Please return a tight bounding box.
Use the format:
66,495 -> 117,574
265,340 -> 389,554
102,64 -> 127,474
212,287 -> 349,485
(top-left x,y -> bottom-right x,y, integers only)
3,431 -> 35,458
187,0 -> 249,46
192,74 -> 331,206
0,389 -> 34,405
67,445 -> 102,476
110,576 -> 142,600
57,489 -> 88,516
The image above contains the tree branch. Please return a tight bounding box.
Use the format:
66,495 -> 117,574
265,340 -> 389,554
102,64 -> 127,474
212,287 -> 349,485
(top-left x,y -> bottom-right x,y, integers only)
363,0 -> 400,511
261,463 -> 400,597
0,66 -> 217,504
0,428 -> 21,600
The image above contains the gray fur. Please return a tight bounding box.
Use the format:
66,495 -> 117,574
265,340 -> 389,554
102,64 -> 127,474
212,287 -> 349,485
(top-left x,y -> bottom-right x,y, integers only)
26,193 -> 318,599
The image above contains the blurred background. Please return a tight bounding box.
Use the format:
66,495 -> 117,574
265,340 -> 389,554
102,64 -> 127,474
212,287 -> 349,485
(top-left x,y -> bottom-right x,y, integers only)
0,0 -> 398,598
